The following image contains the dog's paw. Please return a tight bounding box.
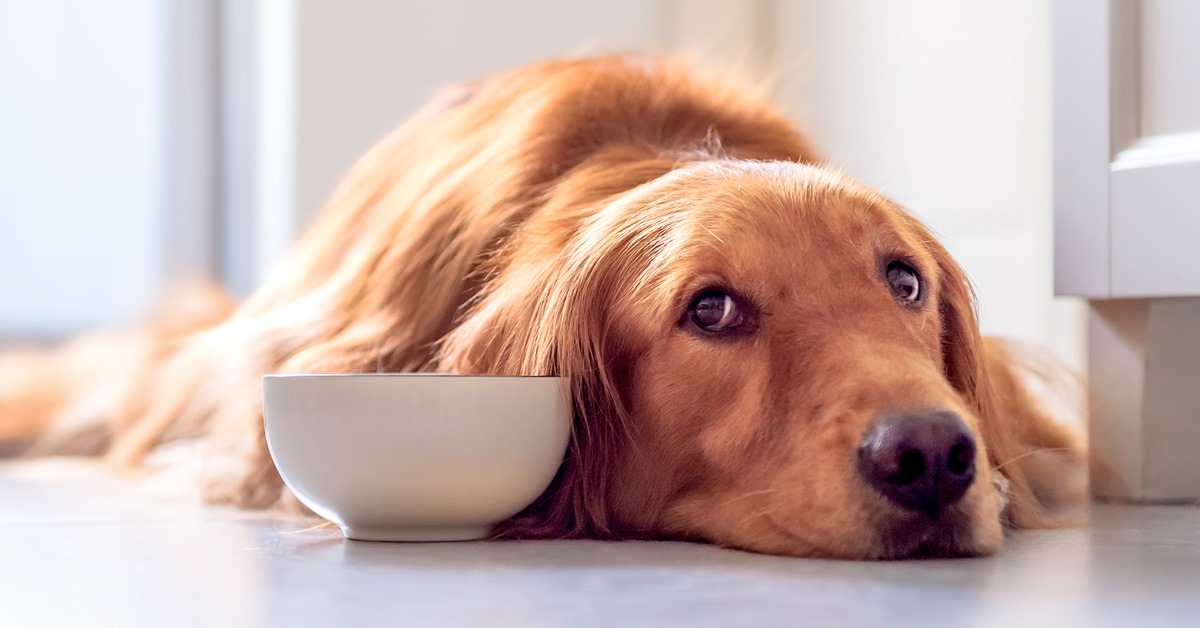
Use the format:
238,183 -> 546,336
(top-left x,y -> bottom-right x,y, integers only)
1023,446 -> 1089,526
199,447 -> 285,509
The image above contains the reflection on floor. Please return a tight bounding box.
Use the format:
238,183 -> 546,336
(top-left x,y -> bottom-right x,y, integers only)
1,460 -> 1197,628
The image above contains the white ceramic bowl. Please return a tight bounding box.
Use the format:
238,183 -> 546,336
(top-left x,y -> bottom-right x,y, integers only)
263,374 -> 570,542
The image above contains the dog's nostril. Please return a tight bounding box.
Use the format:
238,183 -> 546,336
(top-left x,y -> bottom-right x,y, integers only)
887,449 -> 926,485
947,441 -> 973,476
858,410 -> 977,518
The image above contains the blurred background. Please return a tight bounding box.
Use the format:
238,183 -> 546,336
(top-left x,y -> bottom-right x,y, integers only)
0,0 -> 1083,369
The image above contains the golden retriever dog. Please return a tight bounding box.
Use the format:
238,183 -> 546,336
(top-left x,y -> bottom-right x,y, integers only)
0,55 -> 1085,559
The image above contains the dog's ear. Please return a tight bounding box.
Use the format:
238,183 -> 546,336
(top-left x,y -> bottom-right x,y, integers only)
928,236 -> 1087,528
436,218 -> 638,539
929,237 -> 985,408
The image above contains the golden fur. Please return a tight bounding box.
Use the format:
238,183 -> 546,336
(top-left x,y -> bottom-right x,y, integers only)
0,55 -> 1085,558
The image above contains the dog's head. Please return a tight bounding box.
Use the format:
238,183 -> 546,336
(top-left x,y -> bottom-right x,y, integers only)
438,158 -> 1028,559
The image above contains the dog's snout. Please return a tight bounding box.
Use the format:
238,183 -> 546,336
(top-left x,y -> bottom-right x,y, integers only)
857,410 -> 976,518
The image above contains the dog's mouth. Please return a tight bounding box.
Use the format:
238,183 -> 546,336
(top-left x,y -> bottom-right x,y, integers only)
873,511 -> 988,560
764,506 -> 991,560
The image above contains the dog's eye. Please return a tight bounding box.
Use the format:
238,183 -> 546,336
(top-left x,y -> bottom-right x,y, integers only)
689,290 -> 745,332
886,261 -> 921,304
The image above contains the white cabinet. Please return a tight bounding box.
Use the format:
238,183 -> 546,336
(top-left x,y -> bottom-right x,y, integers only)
1054,0 -> 1200,500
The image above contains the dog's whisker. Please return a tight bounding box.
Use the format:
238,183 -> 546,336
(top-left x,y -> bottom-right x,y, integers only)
993,447 -> 1075,472
280,521 -> 337,535
737,507 -> 781,528
698,222 -> 726,246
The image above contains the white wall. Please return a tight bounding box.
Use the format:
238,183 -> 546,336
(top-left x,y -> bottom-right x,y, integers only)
0,0 -> 166,335
224,0 -> 673,293
291,0 -> 665,230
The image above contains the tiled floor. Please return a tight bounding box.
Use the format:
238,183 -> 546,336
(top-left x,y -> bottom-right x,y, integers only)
2,460 -> 1198,628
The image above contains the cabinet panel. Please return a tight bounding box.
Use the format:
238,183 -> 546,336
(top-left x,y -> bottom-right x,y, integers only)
1111,158 -> 1200,296
1140,0 -> 1200,138
1055,0 -> 1200,299
1052,0 -> 1112,297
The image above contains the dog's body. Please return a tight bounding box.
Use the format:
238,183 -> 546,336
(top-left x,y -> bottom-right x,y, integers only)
0,56 -> 1085,558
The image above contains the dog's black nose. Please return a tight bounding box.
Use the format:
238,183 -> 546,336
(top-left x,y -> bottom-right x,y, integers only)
857,410 -> 976,518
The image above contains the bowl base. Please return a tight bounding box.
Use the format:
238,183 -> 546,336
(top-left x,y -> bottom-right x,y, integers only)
341,525 -> 492,542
